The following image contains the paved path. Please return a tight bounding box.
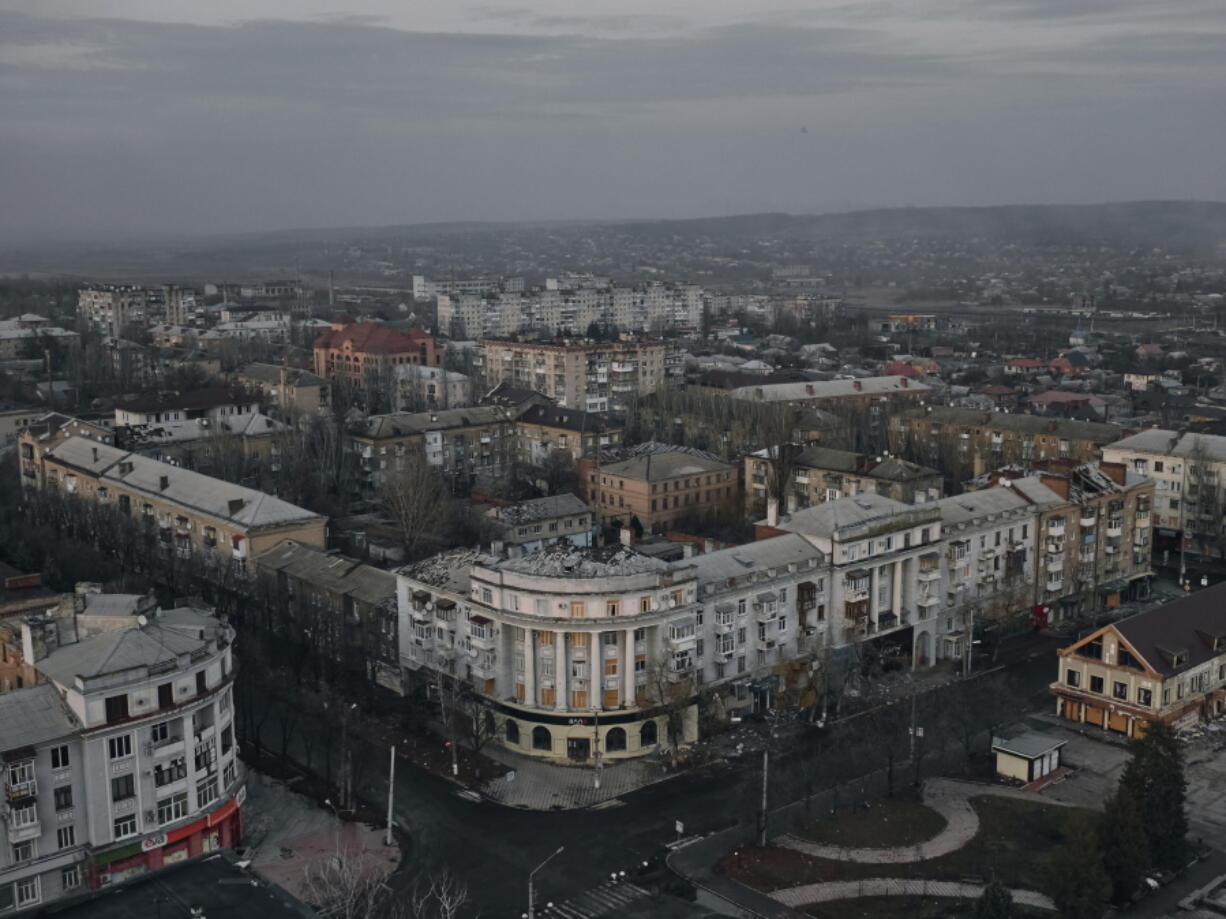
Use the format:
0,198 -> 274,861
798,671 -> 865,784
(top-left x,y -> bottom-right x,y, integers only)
776,778 -> 1077,864
479,745 -> 670,810
771,877 -> 1054,910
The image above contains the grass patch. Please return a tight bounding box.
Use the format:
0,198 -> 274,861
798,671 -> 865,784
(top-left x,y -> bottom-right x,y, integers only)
722,795 -> 1091,894
791,799 -> 947,849
803,896 -> 1052,919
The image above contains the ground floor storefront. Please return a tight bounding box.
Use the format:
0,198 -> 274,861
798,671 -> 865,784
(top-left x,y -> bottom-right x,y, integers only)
87,787 -> 245,889
1054,689 -> 1226,739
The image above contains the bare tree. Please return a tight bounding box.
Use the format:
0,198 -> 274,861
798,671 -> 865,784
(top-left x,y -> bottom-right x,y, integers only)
302,850 -> 470,919
379,453 -> 454,559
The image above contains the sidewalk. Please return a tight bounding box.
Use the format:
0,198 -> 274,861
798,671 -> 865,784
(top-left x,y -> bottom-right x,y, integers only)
478,744 -> 673,809
771,877 -> 1054,910
243,769 -> 401,902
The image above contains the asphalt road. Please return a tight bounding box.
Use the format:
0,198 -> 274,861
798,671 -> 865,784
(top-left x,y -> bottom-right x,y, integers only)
283,644 -> 1065,918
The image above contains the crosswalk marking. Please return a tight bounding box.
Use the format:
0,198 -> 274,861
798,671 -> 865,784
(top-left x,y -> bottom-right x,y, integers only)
543,880 -> 650,918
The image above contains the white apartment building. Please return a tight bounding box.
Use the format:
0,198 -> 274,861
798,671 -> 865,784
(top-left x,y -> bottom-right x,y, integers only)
397,537 -> 829,762
933,485 -> 1049,662
0,603 -> 242,911
762,493 -> 952,669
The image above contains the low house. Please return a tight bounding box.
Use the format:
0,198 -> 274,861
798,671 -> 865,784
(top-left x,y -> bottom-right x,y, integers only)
485,494 -> 595,552
992,732 -> 1066,784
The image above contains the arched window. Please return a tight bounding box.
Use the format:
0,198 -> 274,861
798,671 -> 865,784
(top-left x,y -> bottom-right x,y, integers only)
505,720 -> 520,746
640,720 -> 658,748
532,726 -> 552,751
605,727 -> 627,753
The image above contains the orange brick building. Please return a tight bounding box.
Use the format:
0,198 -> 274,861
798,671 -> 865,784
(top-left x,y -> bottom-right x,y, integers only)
312,319 -> 440,391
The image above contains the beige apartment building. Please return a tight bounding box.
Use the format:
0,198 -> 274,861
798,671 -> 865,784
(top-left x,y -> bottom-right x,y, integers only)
232,363 -> 332,415
476,338 -> 669,413
578,446 -> 739,534
26,436 -> 326,569
1009,461 -> 1154,622
1103,429 -> 1226,558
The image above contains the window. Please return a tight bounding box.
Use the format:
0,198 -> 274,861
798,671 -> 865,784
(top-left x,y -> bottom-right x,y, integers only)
54,785 -> 73,811
221,725 -> 233,755
1113,681 -> 1128,701
196,671 -> 207,695
108,734 -> 133,760
155,757 -> 187,787
639,596 -> 651,613
1137,688 -> 1153,707
10,804 -> 36,829
151,721 -> 170,745
157,793 -> 189,825
505,721 -> 520,745
158,682 -> 174,708
57,825 -> 76,849
224,761 -> 237,787
570,601 -> 585,618
15,877 -> 39,907
104,694 -> 130,723
605,727 -> 627,752
113,814 -> 137,840
62,865 -> 81,890
640,720 -> 658,747
50,745 -> 70,770
196,775 -> 219,809
1089,675 -> 1104,694
1066,669 -> 1080,687
111,773 -> 135,802
532,726 -> 552,751
7,760 -> 34,791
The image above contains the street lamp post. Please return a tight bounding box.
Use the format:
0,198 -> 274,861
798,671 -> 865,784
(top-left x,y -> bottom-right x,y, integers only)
527,846 -> 564,919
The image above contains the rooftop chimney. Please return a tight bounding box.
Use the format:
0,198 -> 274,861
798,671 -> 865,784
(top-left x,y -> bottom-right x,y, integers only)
227,498 -> 245,515
766,497 -> 780,527
853,380 -> 862,391
159,474 -> 170,491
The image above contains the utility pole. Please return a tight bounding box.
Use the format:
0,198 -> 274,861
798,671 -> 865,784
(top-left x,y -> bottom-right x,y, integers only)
385,744 -> 395,847
757,749 -> 769,846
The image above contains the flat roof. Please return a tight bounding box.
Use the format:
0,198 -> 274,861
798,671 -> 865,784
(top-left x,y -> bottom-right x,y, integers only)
43,851 -> 314,919
992,731 -> 1066,759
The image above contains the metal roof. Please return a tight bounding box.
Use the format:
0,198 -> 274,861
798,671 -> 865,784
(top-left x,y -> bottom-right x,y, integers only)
0,684 -> 79,752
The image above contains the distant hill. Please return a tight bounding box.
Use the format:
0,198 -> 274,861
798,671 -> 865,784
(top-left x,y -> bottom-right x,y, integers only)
3,200 -> 1225,279
606,201 -> 1226,250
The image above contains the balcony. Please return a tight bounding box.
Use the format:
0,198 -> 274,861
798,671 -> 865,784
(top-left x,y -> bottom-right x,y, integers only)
667,630 -> 697,650
754,635 -> 778,652
5,777 -> 36,802
1048,520 -> 1066,537
1080,513 -> 1097,527
469,630 -> 496,651
1046,555 -> 1065,572
713,618 -> 735,635
918,567 -> 941,583
1106,521 -> 1123,538
5,806 -> 40,844
877,611 -> 900,632
1135,510 -> 1150,527
755,604 -> 778,624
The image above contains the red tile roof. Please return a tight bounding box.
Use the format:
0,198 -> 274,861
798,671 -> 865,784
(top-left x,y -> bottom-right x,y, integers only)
313,322 -> 433,354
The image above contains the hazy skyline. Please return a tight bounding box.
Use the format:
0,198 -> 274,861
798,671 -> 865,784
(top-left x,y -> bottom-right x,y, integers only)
2,0 -> 1225,241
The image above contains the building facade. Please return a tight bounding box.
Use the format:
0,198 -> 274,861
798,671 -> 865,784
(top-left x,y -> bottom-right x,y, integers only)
1051,583 -> 1226,738
0,603 -> 242,912
578,445 -> 738,534
1103,429 -> 1226,558
476,339 -> 670,413
312,320 -> 440,392
22,435 -> 326,568
745,446 -> 942,513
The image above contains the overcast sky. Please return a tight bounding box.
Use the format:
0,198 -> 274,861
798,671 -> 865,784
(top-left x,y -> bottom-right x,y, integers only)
2,0 -> 1224,241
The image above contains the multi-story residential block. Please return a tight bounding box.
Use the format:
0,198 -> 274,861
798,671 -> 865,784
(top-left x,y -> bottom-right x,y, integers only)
933,486 -> 1046,651
484,495 -> 596,553
17,414 -> 114,489
745,446 -> 942,513
892,407 -> 1125,482
113,389 -> 260,428
0,409 -> 45,449
1050,582 -> 1226,738
22,436 -> 326,567
1010,461 -> 1154,621
391,365 -> 472,412
577,444 -> 738,535
396,537 -> 828,762
349,406 -> 520,493
757,494 -> 952,668
730,376 -> 931,411
475,338 -> 670,413
232,363 -> 332,415
1103,429 -> 1226,558
77,286 -> 148,335
0,315 -> 78,360
253,540 -> 400,692
312,320 -> 440,393
515,403 -> 623,467
0,601 -> 242,910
